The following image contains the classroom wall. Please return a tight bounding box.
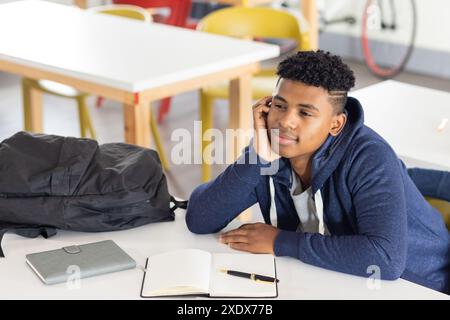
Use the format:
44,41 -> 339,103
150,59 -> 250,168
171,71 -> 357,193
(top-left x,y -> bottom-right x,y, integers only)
313,0 -> 450,79
317,0 -> 450,53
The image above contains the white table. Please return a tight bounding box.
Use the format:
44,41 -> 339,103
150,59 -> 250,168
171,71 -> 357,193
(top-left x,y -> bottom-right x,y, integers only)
73,0 -> 319,50
351,80 -> 450,171
0,208 -> 448,300
0,0 -> 279,151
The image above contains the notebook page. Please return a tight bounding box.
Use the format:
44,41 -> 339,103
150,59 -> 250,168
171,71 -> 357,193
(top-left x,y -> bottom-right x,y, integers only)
142,249 -> 211,296
209,253 -> 277,298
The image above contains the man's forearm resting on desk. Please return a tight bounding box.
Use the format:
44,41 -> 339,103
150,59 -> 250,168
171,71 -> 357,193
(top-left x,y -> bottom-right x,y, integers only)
186,51 -> 450,294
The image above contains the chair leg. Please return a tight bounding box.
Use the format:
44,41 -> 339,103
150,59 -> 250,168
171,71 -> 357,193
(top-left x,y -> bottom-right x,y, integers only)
85,104 -> 96,139
76,98 -> 88,138
21,78 -> 31,131
150,106 -> 170,171
157,97 -> 172,124
22,78 -> 44,133
200,91 -> 214,182
96,96 -> 104,108
77,97 -> 96,139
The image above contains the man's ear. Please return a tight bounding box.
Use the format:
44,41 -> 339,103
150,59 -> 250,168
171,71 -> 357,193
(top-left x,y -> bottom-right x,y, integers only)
330,113 -> 347,136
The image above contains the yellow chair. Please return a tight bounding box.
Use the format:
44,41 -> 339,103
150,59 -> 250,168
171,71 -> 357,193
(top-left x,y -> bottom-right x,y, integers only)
22,78 -> 95,139
22,4 -> 169,170
426,197 -> 450,230
88,4 -> 152,21
196,7 -> 311,181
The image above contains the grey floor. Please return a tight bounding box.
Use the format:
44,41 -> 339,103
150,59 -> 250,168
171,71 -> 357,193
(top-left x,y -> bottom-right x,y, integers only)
1,59 -> 450,200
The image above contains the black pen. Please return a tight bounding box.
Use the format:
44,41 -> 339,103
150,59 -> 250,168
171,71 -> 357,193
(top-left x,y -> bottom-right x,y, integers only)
220,269 -> 279,284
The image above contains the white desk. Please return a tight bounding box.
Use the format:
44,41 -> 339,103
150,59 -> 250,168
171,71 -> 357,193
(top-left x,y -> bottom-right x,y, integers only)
73,0 -> 319,50
0,208 -> 448,300
0,0 -> 279,150
351,80 -> 450,171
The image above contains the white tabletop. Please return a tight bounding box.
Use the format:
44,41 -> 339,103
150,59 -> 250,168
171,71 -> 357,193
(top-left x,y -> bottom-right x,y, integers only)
0,0 -> 279,92
0,208 -> 448,300
351,80 -> 450,171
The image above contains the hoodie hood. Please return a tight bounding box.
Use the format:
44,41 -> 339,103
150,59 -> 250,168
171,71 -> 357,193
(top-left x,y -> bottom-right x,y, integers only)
311,96 -> 365,193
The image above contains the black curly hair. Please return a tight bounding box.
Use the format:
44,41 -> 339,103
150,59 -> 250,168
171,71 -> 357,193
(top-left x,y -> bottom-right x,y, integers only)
276,50 -> 355,114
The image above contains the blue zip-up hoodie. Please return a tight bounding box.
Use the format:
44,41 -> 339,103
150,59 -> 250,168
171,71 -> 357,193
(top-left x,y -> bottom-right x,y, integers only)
186,97 -> 450,293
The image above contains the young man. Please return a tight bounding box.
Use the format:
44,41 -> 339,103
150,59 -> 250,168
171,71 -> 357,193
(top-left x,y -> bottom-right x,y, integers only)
186,50 -> 450,293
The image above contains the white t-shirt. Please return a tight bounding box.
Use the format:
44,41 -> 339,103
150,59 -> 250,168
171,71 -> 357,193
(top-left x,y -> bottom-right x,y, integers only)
290,169 -> 320,233
268,169 -> 328,235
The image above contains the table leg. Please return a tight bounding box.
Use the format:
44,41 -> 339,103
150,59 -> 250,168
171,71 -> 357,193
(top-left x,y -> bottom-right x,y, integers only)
301,0 -> 319,50
22,80 -> 43,133
229,74 -> 253,222
229,74 -> 252,160
124,102 -> 151,147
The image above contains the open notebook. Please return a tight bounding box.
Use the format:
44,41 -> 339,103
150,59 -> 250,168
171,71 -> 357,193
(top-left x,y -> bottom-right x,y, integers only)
140,249 -> 278,298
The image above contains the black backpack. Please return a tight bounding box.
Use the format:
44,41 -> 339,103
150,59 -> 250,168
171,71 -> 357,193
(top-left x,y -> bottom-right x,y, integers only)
0,131 -> 187,257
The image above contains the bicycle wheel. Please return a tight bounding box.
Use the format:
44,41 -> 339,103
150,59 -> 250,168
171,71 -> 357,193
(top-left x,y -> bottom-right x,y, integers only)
361,0 -> 417,78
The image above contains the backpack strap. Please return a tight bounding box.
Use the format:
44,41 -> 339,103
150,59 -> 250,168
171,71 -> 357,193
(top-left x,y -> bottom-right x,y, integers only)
170,196 -> 188,212
15,226 -> 57,239
0,229 -> 8,258
0,225 -> 57,258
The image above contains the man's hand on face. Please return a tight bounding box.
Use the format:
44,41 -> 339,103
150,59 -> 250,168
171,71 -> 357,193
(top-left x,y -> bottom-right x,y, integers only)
252,96 -> 281,162
219,223 -> 280,255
